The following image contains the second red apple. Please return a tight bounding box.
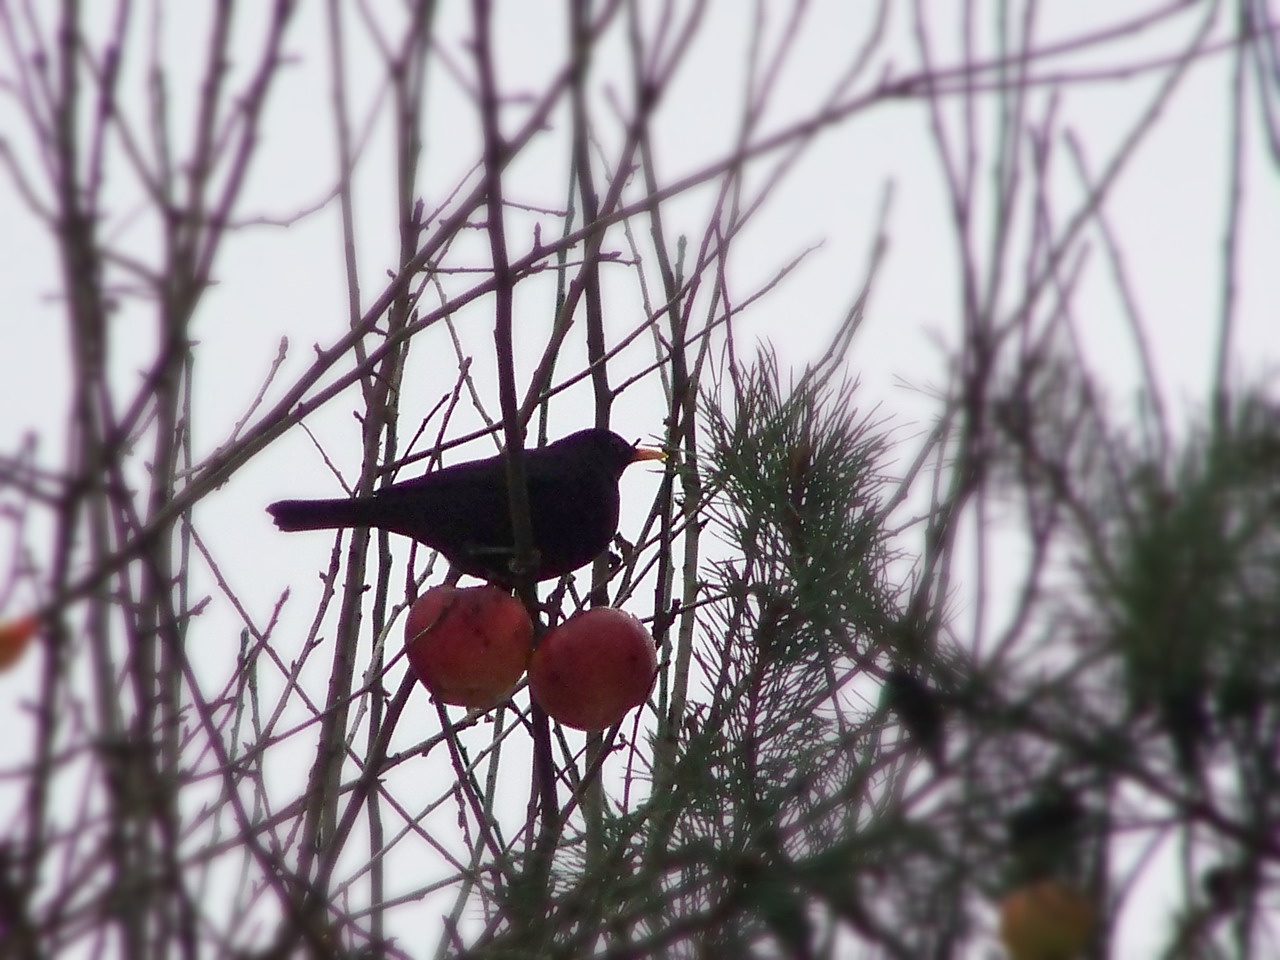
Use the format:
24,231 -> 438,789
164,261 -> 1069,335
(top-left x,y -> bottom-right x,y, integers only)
529,607 -> 657,731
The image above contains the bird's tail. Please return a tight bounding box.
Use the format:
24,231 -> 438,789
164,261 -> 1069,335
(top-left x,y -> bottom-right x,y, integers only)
267,497 -> 376,532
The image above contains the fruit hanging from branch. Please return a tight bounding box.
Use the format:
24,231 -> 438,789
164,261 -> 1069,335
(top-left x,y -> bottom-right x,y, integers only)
529,607 -> 657,731
404,585 -> 533,710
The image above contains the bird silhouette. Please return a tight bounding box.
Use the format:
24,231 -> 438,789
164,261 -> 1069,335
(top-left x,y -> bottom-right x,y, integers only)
267,428 -> 664,584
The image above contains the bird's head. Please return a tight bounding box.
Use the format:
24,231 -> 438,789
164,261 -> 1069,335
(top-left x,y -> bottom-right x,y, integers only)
555,428 -> 666,478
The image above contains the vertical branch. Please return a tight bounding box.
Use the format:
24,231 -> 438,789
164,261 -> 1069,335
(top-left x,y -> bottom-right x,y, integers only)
1212,8 -> 1248,434
368,1 -> 437,943
322,0 -> 380,943
569,0 -> 612,866
470,1 -> 533,584
470,0 -> 557,915
570,0 -> 613,435
50,3 -> 144,955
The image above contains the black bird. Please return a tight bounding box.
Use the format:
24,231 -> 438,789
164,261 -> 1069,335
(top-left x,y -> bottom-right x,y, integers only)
267,428 -> 665,584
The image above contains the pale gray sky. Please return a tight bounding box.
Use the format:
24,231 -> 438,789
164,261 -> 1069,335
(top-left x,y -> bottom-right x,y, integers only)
1,3 -> 1276,956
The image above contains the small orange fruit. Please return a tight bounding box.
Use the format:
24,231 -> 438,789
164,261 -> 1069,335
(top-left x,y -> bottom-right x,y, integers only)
999,879 -> 1094,960
0,615 -> 38,671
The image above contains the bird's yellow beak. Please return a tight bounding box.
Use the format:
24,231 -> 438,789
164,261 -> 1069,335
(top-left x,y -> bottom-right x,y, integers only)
630,445 -> 666,464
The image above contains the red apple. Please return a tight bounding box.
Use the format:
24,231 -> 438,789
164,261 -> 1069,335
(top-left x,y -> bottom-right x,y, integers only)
404,586 -> 533,710
529,607 -> 657,731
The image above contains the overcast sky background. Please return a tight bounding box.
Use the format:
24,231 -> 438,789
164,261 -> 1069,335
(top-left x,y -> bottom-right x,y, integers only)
1,2 -> 1277,955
